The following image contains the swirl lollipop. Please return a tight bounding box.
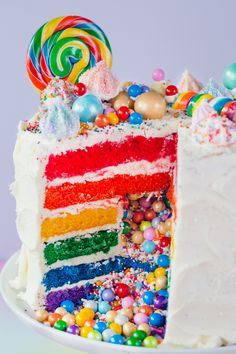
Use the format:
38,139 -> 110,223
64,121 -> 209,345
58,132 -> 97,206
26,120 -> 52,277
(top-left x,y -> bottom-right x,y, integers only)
26,16 -> 112,92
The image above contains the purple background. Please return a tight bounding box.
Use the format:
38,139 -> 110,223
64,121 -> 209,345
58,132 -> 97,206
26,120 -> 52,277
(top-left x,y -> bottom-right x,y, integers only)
1,0 -> 236,260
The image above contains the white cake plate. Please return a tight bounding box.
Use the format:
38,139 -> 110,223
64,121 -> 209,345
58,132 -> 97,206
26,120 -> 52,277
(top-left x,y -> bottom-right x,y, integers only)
0,252 -> 235,354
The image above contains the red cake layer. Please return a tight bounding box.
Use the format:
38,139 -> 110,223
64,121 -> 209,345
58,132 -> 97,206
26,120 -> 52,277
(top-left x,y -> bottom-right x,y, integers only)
45,172 -> 172,210
45,134 -> 177,182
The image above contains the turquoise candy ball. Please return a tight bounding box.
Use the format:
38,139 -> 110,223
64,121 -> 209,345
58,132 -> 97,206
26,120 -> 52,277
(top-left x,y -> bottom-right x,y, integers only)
72,94 -> 103,122
98,301 -> 111,314
223,62 -> 236,90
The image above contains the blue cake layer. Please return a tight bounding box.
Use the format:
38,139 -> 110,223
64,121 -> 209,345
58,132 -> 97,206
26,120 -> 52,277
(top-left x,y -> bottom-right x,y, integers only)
42,256 -> 155,291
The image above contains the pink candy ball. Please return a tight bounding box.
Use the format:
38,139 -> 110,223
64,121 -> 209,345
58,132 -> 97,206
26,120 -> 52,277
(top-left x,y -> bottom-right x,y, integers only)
152,68 -> 165,81
104,107 -> 115,114
139,197 -> 152,209
134,313 -> 149,325
143,227 -> 156,241
121,296 -> 134,309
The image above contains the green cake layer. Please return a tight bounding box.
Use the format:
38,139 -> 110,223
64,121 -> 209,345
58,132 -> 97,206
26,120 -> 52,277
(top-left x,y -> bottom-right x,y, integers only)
44,229 -> 119,266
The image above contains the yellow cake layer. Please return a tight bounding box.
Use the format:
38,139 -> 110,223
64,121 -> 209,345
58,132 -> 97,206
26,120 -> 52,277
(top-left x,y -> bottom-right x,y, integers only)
41,207 -> 118,240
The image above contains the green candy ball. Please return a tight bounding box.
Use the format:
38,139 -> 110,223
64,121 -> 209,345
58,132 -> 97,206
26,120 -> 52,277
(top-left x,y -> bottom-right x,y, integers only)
223,62 -> 236,90
140,221 -> 152,232
87,330 -> 102,341
122,221 -> 131,235
54,319 -> 67,331
143,336 -> 158,348
133,330 -> 147,341
126,336 -> 142,346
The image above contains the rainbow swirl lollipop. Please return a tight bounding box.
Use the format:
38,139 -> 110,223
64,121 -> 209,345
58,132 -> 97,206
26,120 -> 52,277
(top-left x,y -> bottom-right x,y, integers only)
26,16 -> 112,92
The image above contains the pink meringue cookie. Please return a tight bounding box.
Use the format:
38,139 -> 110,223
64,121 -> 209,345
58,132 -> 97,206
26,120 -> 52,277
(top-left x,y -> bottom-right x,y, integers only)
191,102 -> 236,146
79,61 -> 120,101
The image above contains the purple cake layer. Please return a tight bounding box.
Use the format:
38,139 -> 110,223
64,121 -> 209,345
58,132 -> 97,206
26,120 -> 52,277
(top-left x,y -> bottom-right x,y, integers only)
45,284 -> 95,312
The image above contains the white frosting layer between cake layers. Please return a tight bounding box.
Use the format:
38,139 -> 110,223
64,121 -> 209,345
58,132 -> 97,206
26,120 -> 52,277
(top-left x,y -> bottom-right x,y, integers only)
164,127 -> 236,348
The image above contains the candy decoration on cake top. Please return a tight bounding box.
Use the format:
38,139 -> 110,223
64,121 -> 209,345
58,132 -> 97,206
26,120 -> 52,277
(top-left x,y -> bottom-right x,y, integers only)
26,16 -> 112,92
39,97 -> 80,139
200,77 -> 233,98
191,102 -> 236,146
79,61 -> 119,100
178,70 -> 203,93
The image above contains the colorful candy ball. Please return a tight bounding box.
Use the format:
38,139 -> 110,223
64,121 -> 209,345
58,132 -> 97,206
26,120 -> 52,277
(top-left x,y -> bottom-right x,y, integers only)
133,312 -> 149,325
143,227 -> 156,240
87,329 -> 102,341
143,240 -> 156,254
94,321 -> 107,333
101,288 -> 115,302
132,231 -> 144,244
117,106 -> 130,121
98,301 -> 111,314
60,299 -> 75,313
54,319 -> 67,331
115,314 -> 129,326
115,283 -> 130,298
152,68 -> 165,82
83,300 -> 98,312
126,336 -> 142,346
140,221 -> 152,232
74,82 -> 87,96
67,324 -> 80,335
143,336 -> 158,348
72,94 -> 103,122
152,217 -> 160,228
109,334 -> 125,345
95,114 -> 110,127
154,296 -> 168,310
157,254 -> 170,268
121,296 -> 134,308
143,291 -> 155,305
35,309 -> 49,322
128,112 -> 143,125
223,62 -> 236,90
128,84 -> 142,98
149,312 -> 166,327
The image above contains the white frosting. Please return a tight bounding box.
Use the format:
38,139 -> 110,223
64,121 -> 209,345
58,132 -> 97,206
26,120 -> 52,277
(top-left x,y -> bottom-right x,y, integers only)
164,127 -> 236,348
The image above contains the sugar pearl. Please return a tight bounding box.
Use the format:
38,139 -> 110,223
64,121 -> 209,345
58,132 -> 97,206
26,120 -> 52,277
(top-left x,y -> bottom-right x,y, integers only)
35,309 -> 49,322
123,322 -> 137,337
55,307 -> 68,316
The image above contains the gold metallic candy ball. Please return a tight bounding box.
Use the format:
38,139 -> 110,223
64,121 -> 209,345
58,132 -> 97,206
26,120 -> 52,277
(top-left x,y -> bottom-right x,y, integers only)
119,308 -> 133,320
62,314 -> 76,326
158,222 -> 167,235
155,275 -> 167,290
134,91 -> 167,119
132,231 -> 144,244
111,91 -> 134,110
123,322 -> 137,337
55,307 -> 67,316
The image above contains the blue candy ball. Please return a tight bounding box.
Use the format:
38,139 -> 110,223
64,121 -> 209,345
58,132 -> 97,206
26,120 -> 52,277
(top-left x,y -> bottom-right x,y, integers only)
101,289 -> 115,302
158,289 -> 169,298
128,84 -> 142,98
157,254 -> 170,268
141,85 -> 150,93
151,217 -> 160,228
94,321 -> 107,333
109,334 -> 125,345
60,300 -> 75,313
98,301 -> 111,314
223,62 -> 236,90
149,313 -> 166,327
72,94 -> 103,122
128,112 -> 143,125
143,291 -> 156,305
143,240 -> 156,254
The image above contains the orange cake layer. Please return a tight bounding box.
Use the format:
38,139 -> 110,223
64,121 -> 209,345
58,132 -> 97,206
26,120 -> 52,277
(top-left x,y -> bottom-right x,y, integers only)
45,172 -> 172,210
41,206 -> 118,240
